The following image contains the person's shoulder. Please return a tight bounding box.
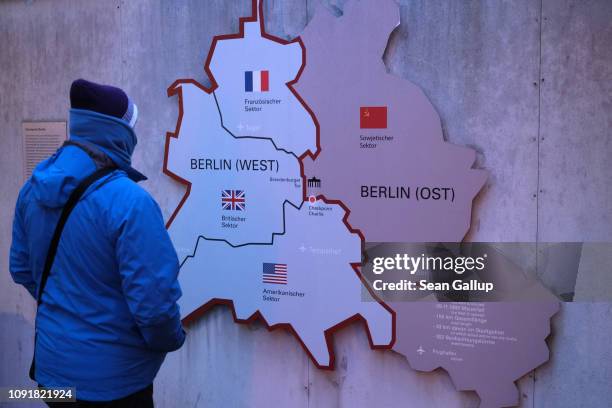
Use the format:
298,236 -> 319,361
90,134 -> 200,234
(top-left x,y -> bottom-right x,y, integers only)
96,170 -> 157,208
103,170 -> 147,193
92,171 -> 165,239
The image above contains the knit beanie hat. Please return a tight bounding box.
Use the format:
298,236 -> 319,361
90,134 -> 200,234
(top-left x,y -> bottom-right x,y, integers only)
70,79 -> 138,127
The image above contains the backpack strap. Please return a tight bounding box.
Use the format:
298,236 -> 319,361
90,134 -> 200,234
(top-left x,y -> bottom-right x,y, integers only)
30,165 -> 116,381
36,166 -> 116,304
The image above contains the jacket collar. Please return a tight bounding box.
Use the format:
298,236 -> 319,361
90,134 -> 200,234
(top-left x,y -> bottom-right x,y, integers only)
68,108 -> 147,181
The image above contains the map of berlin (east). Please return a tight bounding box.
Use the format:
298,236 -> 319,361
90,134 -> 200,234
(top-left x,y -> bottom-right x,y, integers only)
163,1 -> 558,407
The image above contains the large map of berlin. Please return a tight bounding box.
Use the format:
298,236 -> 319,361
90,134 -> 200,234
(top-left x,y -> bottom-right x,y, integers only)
164,1 -> 557,407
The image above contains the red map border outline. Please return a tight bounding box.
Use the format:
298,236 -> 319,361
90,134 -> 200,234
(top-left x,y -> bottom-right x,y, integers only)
162,0 -> 396,371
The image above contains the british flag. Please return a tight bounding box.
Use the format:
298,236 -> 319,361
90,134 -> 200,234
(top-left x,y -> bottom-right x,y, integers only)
221,190 -> 246,211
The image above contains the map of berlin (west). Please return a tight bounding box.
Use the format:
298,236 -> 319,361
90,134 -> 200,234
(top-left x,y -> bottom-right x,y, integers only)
164,0 -> 394,369
163,1 -> 557,407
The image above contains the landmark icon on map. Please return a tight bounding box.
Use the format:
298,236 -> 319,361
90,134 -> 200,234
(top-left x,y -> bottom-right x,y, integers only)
221,190 -> 246,211
307,176 -> 321,188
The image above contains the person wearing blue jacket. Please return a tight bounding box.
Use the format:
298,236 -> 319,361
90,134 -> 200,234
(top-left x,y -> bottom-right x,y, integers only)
9,79 -> 185,406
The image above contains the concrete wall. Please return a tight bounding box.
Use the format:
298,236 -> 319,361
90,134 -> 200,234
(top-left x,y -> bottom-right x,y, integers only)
1,0 -> 611,407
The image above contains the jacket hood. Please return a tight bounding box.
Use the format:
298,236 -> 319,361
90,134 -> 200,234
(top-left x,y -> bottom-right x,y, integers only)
30,145 -> 98,208
29,109 -> 146,208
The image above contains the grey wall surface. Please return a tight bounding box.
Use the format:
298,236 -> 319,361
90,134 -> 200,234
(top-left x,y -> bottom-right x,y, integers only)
1,0 -> 611,407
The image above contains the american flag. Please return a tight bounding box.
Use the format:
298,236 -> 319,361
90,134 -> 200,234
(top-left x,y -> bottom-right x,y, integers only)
262,263 -> 287,285
221,190 -> 245,211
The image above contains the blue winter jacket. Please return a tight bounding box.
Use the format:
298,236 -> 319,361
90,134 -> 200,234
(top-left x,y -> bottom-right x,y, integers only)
9,109 -> 185,401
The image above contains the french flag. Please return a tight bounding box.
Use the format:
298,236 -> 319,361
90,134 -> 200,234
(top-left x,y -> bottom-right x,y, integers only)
244,70 -> 269,92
